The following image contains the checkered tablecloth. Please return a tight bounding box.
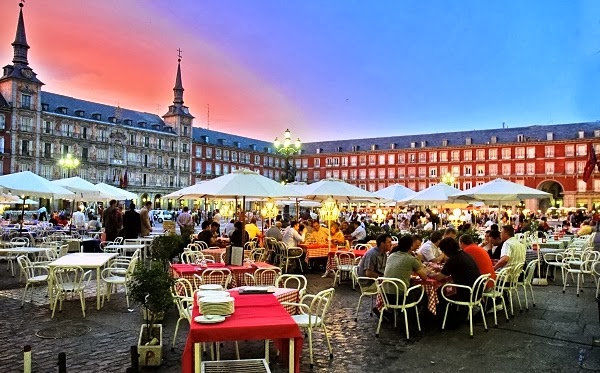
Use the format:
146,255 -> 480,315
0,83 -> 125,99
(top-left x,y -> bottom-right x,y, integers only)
200,248 -> 225,262
299,243 -> 335,263
326,250 -> 368,272
374,278 -> 443,315
230,287 -> 299,314
170,262 -> 279,289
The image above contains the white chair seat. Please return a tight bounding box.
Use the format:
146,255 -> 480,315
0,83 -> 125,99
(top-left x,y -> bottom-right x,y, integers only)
291,314 -> 323,327
30,274 -> 48,282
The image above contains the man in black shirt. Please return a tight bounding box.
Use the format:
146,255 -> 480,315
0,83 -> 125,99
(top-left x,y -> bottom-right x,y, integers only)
196,221 -> 214,248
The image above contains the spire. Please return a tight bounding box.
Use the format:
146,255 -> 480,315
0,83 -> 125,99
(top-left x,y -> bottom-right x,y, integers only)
12,2 -> 30,66
173,48 -> 184,105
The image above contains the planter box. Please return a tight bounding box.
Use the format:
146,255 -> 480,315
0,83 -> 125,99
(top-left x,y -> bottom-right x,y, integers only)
138,324 -> 163,366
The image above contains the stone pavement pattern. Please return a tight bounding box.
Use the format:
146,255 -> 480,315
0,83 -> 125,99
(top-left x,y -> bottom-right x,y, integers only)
0,261 -> 599,373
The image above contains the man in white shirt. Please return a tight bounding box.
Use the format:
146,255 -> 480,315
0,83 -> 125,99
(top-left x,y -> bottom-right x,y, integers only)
283,220 -> 305,248
350,221 -> 367,244
72,207 -> 86,229
417,230 -> 445,263
494,225 -> 526,270
176,206 -> 194,230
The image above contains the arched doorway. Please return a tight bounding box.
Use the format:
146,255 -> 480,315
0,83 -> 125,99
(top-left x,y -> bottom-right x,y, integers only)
154,194 -> 162,209
537,180 -> 564,210
140,193 -> 149,207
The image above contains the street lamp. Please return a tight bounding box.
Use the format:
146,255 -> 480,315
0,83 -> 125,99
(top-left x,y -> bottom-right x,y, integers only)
274,129 -> 301,184
319,197 -> 340,245
58,153 -> 80,178
261,198 -> 279,229
441,173 -> 455,186
371,208 -> 386,224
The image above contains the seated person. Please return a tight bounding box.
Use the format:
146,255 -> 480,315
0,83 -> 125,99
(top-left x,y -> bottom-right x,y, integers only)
282,221 -> 305,248
244,218 -> 261,240
410,235 -> 423,260
459,234 -> 495,289
28,213 -> 39,225
383,235 -> 428,303
230,221 -> 250,247
265,220 -> 283,241
329,222 -> 346,246
494,225 -> 526,271
417,230 -> 445,263
487,230 -> 504,260
307,220 -> 329,243
88,216 -> 101,231
357,234 -> 392,291
349,220 -> 367,244
57,214 -> 69,227
196,221 -> 216,247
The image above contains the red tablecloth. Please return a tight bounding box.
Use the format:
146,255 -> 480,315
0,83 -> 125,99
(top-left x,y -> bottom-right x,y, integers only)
326,249 -> 368,272
230,287 -> 299,315
298,243 -> 336,262
182,290 -> 303,373
171,262 -> 278,288
375,277 -> 445,315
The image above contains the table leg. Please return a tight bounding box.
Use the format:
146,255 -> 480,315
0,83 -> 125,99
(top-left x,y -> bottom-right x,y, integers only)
96,267 -> 101,310
194,342 -> 201,373
288,337 -> 294,373
264,340 -> 269,364
48,267 -> 54,310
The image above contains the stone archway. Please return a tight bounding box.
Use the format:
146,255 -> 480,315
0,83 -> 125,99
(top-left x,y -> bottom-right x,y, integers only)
154,194 -> 162,209
537,180 -> 564,210
140,193 -> 149,206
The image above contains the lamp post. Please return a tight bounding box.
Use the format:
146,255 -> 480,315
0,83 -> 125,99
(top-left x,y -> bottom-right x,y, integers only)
319,197 -> 340,245
58,153 -> 80,178
274,129 -> 301,184
441,173 -> 455,186
261,199 -> 279,232
371,208 -> 386,225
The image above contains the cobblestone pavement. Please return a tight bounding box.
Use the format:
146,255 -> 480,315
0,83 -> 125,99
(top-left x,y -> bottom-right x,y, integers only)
0,259 -> 599,373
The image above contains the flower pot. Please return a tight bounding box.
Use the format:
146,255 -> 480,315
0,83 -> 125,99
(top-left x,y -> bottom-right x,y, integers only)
138,324 -> 163,366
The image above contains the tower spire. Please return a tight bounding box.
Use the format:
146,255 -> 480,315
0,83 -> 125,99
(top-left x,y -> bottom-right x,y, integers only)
173,48 -> 184,105
12,2 -> 30,66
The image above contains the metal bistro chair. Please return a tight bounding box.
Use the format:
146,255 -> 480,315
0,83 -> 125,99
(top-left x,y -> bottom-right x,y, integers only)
482,268 -> 510,326
517,259 -> 539,310
441,274 -> 490,338
563,251 -> 599,296
332,251 -> 355,286
101,257 -> 138,308
244,267 -> 282,287
193,268 -> 232,289
51,266 -> 93,318
16,255 -> 49,307
375,277 -> 424,340
352,266 -> 378,321
276,274 -> 308,298
280,242 -> 304,273
171,278 -> 195,349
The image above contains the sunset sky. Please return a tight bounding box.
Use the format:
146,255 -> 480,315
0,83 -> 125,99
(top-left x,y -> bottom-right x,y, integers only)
1,1 -> 600,143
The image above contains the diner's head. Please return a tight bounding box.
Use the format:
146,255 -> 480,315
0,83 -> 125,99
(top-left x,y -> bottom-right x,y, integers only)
489,230 -> 502,245
444,227 -> 457,239
210,222 -> 219,231
234,221 -> 243,230
214,209 -> 219,214
145,201 -> 152,208
250,217 -> 257,224
392,234 -> 413,253
290,220 -> 299,230
490,224 -> 499,231
439,237 -> 461,256
32,213 -> 38,220
183,206 -> 189,212
429,230 -> 444,245
376,233 -> 392,252
201,220 -> 211,230
109,199 -> 117,207
410,235 -> 422,252
341,221 -> 349,229
330,222 -> 340,233
129,203 -> 136,210
501,225 -> 515,240
298,223 -> 305,233
312,220 -> 322,231
458,234 -> 474,248
275,221 -> 282,229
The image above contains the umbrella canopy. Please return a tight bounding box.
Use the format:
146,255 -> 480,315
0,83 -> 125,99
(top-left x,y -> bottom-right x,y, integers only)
450,178 -> 551,203
11,198 -> 39,205
302,178 -> 380,203
166,168 -> 293,199
164,182 -> 206,199
374,184 -> 416,202
400,183 -> 462,206
95,182 -> 138,201
52,177 -> 114,200
0,171 -> 74,199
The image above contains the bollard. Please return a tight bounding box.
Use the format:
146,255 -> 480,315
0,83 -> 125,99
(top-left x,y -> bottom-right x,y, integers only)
23,345 -> 31,373
58,352 -> 66,373
129,345 -> 139,373
597,297 -> 600,324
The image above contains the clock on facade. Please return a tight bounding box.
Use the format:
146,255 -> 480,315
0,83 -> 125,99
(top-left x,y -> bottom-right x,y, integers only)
21,68 -> 32,78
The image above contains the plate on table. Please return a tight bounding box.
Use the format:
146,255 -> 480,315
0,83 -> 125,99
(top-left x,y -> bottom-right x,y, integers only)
196,290 -> 230,298
198,284 -> 223,291
194,315 -> 226,324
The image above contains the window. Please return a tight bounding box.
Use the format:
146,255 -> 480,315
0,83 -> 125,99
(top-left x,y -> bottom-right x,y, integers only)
398,154 -> 405,164
350,169 -> 357,180
341,157 -> 348,166
565,162 -> 574,175
378,168 -> 386,179
182,143 -> 188,153
158,139 -> 162,150
170,141 -> 175,151
489,164 -> 498,176
157,156 -> 163,168
20,117 -> 33,132
515,163 -> 524,175
215,164 -> 221,176
440,166 -> 448,175
463,166 -> 472,176
409,153 -> 416,163
314,158 -> 320,167
215,149 -> 222,160
476,149 -> 485,160
313,171 -> 321,181
183,126 -> 189,136
488,148 -> 497,160
82,127 -> 87,139
44,120 -> 52,134
367,155 -> 375,165
452,165 -> 459,176
223,150 -> 229,161
0,114 -> 5,130
359,169 -> 367,180
565,145 -> 575,157
398,167 -> 405,178
21,94 -> 31,109
205,163 -> 212,175
387,154 -> 395,164
501,148 -> 511,159
502,164 -> 511,176
418,153 -> 426,163
81,147 -> 88,161
440,151 -> 448,162
578,180 -> 587,192
369,169 -> 376,179
231,151 -> 237,162
451,151 -> 460,161
429,167 -> 437,177
463,182 -> 472,190
378,154 -> 386,165
527,163 -> 536,175
206,148 -> 213,158
429,152 -> 437,162
476,165 -> 485,176
419,167 -> 426,177
463,150 -> 472,161
43,142 -> 51,158
576,144 -> 587,156
350,156 -> 357,166
325,170 -> 332,178
388,168 -> 395,179
169,158 -> 175,170
545,162 -> 554,175
545,146 -> 555,158
526,147 -> 536,159
302,158 -> 308,168
594,180 -> 600,192
21,139 -> 30,156
408,167 -> 416,178
341,170 -> 348,180
515,147 -> 525,159
332,170 -> 339,178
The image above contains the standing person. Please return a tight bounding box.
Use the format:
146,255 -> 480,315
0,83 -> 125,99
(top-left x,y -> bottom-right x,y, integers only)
140,201 -> 153,237
122,203 -> 141,239
72,207 -> 86,230
103,199 -> 122,242
176,206 -> 194,231
212,209 -> 222,235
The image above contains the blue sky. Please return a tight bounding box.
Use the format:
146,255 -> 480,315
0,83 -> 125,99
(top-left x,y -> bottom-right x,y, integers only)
1,1 -> 599,142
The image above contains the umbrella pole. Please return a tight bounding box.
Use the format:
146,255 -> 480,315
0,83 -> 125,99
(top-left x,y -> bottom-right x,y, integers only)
241,196 -> 246,247
296,198 -> 299,221
19,195 -> 26,237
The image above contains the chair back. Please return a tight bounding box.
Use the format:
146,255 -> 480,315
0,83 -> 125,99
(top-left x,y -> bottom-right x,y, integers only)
113,237 -> 124,245
59,244 -> 69,257
173,277 -> 195,298
276,274 -> 308,297
334,251 -> 355,268
10,236 -> 30,246
353,243 -> 371,251
377,277 -> 408,307
200,268 -> 232,289
16,255 -> 35,280
253,267 -> 282,286
469,274 -> 491,304
248,248 -> 265,262
494,267 -> 512,290
522,259 -> 538,285
306,287 -> 335,325
352,266 -> 378,295
196,241 -> 209,250
181,250 -> 202,264
52,265 -> 91,291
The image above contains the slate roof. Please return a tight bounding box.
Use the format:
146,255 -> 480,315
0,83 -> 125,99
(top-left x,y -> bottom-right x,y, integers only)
192,127 -> 274,153
0,93 -> 9,108
40,92 -> 175,134
301,122 -> 600,154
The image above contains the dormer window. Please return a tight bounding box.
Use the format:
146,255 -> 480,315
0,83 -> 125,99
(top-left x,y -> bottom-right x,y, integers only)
92,113 -> 101,121
56,106 -> 68,115
491,136 -> 497,144
41,103 -> 49,111
108,116 -> 117,123
595,130 -> 600,138
232,141 -> 240,148
218,139 -> 226,145
578,131 -> 584,139
442,139 -> 448,146
123,119 -> 132,125
75,110 -> 85,118
517,134 -> 525,142
137,121 -> 146,128
337,146 -> 343,152
390,143 -> 396,150
316,148 -> 322,154
410,142 -> 416,148
421,141 -> 427,148
371,144 -> 378,151
249,144 -> 257,151
466,137 -> 472,145
352,145 -> 360,152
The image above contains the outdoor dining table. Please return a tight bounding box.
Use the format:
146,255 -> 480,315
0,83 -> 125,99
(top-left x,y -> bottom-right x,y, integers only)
325,249 -> 368,272
124,237 -> 154,259
171,262 -> 279,288
181,290 -> 302,373
47,252 -> 118,311
298,243 -> 335,262
104,244 -> 145,257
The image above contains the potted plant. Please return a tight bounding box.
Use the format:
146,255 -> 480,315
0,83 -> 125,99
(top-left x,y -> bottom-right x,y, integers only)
128,260 -> 175,366
151,234 -> 184,264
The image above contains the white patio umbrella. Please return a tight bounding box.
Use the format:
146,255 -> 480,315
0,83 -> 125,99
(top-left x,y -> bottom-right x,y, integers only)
302,178 -> 381,203
11,198 -> 39,205
374,184 -> 416,204
399,183 -> 462,206
164,181 -> 206,199
450,178 -> 552,203
0,171 -> 74,199
52,177 -> 114,200
95,182 -> 138,201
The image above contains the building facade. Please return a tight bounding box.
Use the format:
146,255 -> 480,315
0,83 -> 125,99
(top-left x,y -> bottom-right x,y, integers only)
295,123 -> 600,210
0,4 -> 193,210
